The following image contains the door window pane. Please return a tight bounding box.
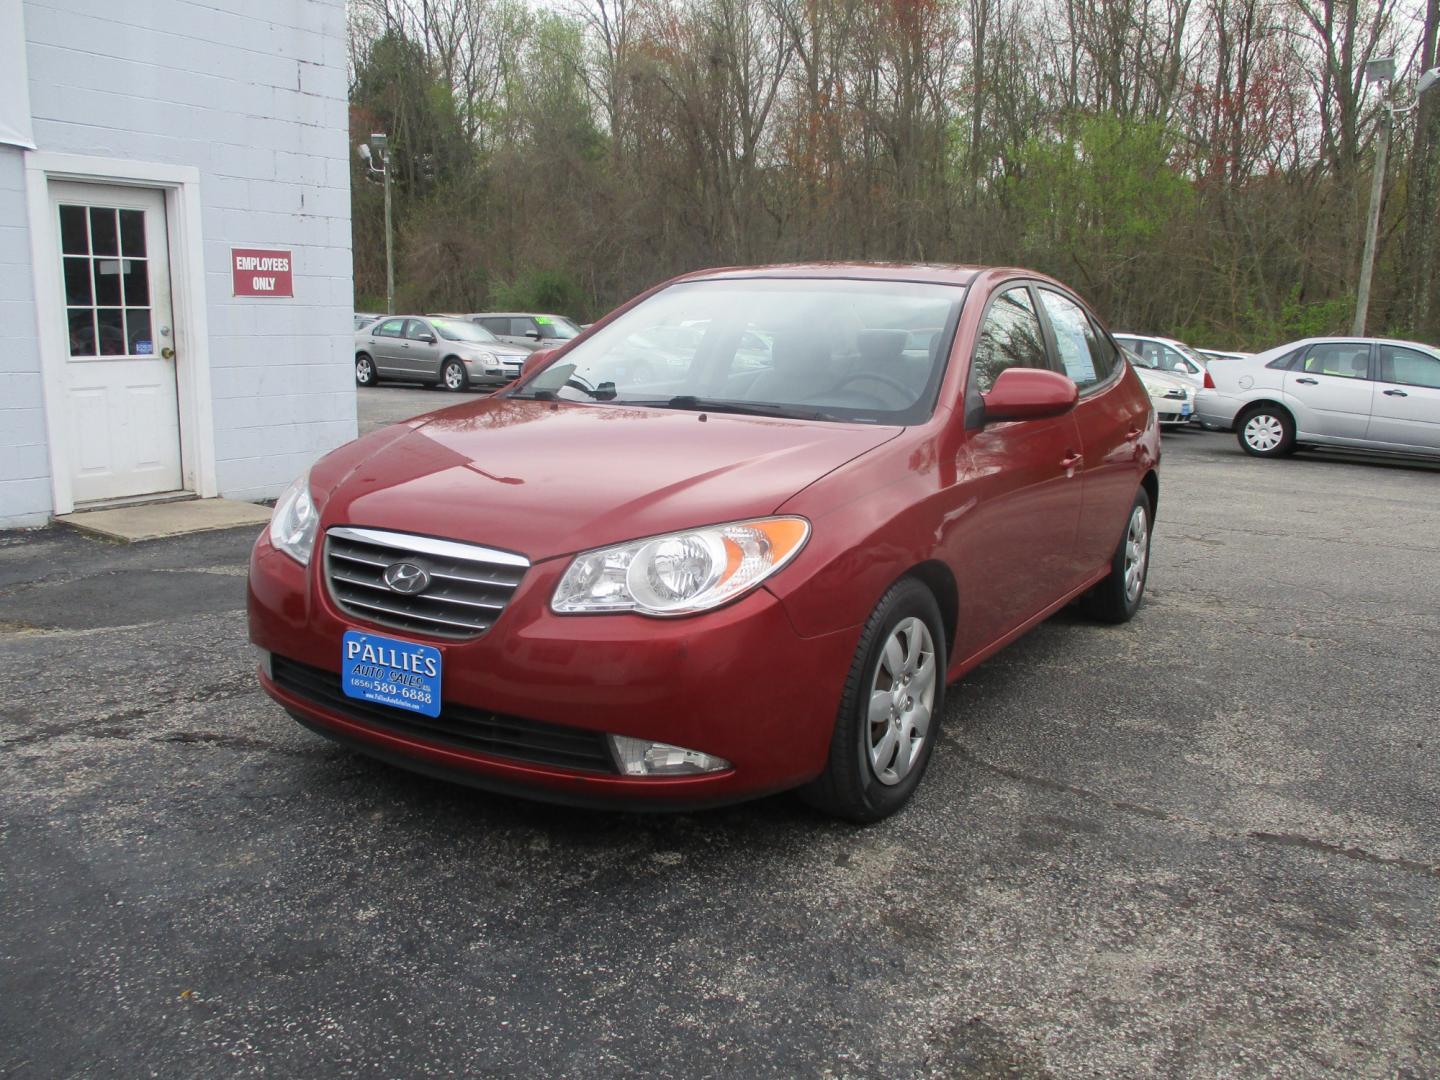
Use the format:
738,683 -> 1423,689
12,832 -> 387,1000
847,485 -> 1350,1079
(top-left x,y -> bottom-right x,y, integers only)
405,319 -> 433,340
119,209 -> 146,257
972,287 -> 1048,394
374,318 -> 405,337
59,205 -> 89,254
94,258 -> 124,305
1302,343 -> 1370,379
1376,345 -> 1440,389
1038,290 -> 1113,388
479,318 -> 508,334
122,259 -> 150,305
64,257 -> 93,305
68,309 -> 96,355
96,308 -> 126,355
126,309 -> 154,354
90,207 -> 119,256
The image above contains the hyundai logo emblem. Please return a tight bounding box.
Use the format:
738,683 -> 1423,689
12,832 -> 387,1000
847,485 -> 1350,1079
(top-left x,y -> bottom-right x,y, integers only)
382,561 -> 431,595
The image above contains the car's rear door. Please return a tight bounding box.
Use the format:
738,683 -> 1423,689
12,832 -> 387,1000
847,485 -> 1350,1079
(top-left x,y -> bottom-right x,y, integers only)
1369,343 -> 1440,451
1284,341 -> 1375,439
367,317 -> 406,375
953,282 -> 1085,652
1034,288 -> 1146,580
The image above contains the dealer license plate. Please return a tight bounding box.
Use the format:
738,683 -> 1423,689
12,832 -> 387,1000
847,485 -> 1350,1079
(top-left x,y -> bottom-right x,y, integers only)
341,631 -> 442,718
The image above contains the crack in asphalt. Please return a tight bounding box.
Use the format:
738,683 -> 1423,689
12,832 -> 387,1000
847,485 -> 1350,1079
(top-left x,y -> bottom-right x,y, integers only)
953,743 -> 1440,880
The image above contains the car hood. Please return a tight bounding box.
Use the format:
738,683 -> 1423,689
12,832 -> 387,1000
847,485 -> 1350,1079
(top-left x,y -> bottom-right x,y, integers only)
316,397 -> 902,562
1134,367 -> 1191,393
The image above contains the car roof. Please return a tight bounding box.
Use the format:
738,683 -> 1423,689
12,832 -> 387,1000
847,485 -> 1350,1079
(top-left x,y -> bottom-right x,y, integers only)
468,312 -> 571,320
672,262 -> 986,287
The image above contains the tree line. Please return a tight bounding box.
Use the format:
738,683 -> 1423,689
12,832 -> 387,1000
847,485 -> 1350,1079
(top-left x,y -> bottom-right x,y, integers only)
348,0 -> 1440,350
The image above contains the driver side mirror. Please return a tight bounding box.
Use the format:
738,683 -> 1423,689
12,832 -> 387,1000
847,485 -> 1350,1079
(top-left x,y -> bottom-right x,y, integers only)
521,348 -> 555,378
981,368 -> 1078,422
419,334 -> 436,344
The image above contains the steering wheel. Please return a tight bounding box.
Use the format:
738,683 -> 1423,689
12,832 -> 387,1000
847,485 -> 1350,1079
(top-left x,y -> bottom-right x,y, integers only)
830,371 -> 914,400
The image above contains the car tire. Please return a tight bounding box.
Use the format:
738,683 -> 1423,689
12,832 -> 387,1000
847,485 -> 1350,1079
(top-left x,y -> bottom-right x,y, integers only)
440,358 -> 468,392
355,353 -> 377,387
1236,404 -> 1296,457
799,577 -> 947,823
1080,487 -> 1153,624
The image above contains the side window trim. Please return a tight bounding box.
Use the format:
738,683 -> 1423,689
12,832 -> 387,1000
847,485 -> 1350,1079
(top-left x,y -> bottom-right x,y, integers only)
963,278 -> 1051,428
1032,285 -> 1122,397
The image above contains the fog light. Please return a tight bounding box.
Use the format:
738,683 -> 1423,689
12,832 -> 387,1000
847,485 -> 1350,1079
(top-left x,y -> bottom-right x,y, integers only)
609,735 -> 731,776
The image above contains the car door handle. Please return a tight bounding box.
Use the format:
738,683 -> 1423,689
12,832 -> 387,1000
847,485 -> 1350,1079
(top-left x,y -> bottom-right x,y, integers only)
1125,427 -> 1142,440
1295,377 -> 1318,385
1383,388 -> 1408,397
400,343 -> 411,349
1060,451 -> 1083,470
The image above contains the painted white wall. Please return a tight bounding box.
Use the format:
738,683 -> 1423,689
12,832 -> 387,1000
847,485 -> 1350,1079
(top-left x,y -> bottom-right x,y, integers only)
1,0 -> 355,527
0,146 -> 51,527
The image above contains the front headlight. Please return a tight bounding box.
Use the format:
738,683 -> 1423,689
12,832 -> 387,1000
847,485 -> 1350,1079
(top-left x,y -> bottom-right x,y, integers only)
270,474 -> 319,565
552,517 -> 810,616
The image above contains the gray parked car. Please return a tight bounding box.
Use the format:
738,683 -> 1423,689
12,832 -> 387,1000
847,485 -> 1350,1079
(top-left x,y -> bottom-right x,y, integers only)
1194,336 -> 1440,458
468,312 -> 584,352
354,315 -> 530,390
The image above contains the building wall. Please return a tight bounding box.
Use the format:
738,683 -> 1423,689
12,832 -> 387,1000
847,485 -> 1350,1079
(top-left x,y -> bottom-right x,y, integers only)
2,0 -> 355,527
0,146 -> 51,527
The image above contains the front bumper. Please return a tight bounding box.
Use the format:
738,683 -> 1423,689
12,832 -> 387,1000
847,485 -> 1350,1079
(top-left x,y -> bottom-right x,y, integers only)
247,530 -> 857,808
464,357 -> 523,385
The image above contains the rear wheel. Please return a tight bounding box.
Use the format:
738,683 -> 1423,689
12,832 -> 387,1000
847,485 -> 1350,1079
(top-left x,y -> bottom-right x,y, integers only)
355,353 -> 377,387
440,358 -> 468,392
1237,405 -> 1295,457
1080,487 -> 1152,624
800,578 -> 946,823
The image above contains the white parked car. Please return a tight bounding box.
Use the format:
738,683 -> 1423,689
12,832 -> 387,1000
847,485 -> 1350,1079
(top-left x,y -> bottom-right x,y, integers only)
1196,348 -> 1253,363
1194,337 -> 1440,459
1124,350 -> 1195,426
1114,333 -> 1209,388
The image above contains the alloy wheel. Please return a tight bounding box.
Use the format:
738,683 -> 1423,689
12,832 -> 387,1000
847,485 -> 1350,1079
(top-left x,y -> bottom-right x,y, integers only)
444,362 -> 464,390
1243,413 -> 1284,453
1123,504 -> 1149,605
866,617 -> 936,786
356,356 -> 373,384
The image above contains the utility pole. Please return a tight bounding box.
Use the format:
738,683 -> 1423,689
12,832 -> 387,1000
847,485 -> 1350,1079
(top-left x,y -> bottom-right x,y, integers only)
358,132 -> 394,315
1354,61 -> 1440,336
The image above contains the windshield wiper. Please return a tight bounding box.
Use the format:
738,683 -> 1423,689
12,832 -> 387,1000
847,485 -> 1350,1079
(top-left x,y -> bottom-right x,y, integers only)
634,395 -> 838,421
509,379 -> 616,402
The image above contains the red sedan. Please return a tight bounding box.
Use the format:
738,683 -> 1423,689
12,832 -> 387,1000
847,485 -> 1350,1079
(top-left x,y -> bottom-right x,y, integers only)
249,265 -> 1160,821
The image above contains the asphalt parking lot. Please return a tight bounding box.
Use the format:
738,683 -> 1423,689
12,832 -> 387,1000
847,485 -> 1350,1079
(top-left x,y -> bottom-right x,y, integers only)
2,394 -> 1438,1078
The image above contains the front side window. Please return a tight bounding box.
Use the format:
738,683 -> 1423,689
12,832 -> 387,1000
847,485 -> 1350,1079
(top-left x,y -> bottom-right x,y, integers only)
373,318 -> 405,338
404,319 -> 433,340
1376,344 -> 1440,389
971,286 -> 1048,394
513,278 -> 964,424
1302,343 -> 1371,380
1038,289 -> 1114,388
534,315 -> 581,340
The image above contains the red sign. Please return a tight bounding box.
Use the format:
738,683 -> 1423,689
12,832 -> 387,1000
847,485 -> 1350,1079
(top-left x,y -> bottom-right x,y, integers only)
231,247 -> 294,297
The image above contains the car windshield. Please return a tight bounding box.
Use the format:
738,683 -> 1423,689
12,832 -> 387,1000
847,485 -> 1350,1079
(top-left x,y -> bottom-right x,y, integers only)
510,278 -> 964,424
535,316 -> 581,339
432,318 -> 498,343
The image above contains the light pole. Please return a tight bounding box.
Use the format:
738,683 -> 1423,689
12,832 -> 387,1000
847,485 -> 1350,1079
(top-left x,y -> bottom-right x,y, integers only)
1354,61 -> 1440,336
358,133 -> 394,315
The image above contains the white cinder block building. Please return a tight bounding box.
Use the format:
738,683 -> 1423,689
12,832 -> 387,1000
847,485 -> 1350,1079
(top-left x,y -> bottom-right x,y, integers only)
0,0 -> 356,528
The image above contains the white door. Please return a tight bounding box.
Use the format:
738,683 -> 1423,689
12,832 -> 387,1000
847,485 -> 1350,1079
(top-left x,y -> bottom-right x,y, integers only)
51,181 -> 182,503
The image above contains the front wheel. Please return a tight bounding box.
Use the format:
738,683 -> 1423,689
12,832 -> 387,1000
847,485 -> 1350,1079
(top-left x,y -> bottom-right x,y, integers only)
1237,405 -> 1295,457
440,358 -> 468,392
355,353 -> 377,387
800,578 -> 946,823
1080,487 -> 1152,623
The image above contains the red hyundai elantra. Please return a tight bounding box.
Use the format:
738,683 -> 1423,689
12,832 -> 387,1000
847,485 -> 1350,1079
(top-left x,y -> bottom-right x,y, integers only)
249,265 -> 1159,820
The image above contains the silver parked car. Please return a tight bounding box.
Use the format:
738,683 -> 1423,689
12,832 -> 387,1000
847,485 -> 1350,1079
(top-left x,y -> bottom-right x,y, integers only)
468,312 -> 584,352
1194,337 -> 1440,458
354,315 -> 530,390
1114,333 -> 1209,388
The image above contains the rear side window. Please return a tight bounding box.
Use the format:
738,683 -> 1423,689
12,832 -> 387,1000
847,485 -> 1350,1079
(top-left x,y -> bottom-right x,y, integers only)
971,286 -> 1049,394
1376,344 -> 1440,388
1266,347 -> 1305,370
373,318 -> 404,338
479,318 -> 509,335
1301,342 -> 1371,380
1037,289 -> 1115,389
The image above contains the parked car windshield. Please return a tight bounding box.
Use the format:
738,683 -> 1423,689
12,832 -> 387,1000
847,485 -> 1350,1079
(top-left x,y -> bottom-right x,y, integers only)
431,318 -> 499,343
512,279 -> 964,424
535,316 -> 582,339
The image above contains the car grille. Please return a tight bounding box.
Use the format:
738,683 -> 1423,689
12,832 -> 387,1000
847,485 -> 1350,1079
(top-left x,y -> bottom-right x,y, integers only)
271,655 -> 618,774
324,526 -> 528,639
